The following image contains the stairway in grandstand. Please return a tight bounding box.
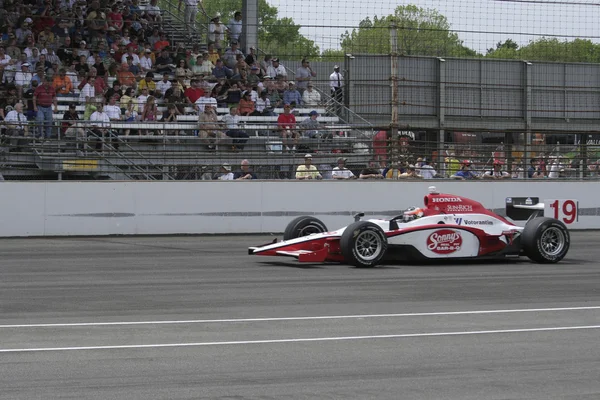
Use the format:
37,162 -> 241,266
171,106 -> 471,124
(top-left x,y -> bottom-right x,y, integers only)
152,0 -> 208,49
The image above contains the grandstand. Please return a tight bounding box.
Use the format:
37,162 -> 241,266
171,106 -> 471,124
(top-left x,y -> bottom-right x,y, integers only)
0,0 -> 599,181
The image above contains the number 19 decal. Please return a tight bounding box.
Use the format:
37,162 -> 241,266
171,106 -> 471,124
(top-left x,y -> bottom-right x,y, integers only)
545,199 -> 579,224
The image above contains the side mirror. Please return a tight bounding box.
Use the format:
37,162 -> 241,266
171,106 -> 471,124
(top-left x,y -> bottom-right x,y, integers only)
353,212 -> 364,222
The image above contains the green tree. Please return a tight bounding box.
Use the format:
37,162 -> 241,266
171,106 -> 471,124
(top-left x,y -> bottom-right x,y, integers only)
485,37 -> 600,63
340,5 -> 479,57
319,49 -> 346,62
200,0 -> 319,58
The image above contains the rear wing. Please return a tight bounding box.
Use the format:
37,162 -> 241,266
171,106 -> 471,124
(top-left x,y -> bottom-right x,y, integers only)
505,197 -> 544,221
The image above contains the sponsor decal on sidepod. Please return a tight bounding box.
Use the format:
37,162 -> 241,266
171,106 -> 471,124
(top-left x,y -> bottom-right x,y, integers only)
454,218 -> 493,226
432,197 -> 462,203
427,229 -> 462,254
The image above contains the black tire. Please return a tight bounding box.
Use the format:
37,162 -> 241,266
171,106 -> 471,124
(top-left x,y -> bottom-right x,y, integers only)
522,217 -> 570,263
340,221 -> 388,268
283,216 -> 328,240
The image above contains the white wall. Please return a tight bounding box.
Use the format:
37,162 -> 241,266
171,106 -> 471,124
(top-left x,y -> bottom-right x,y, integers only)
0,181 -> 597,237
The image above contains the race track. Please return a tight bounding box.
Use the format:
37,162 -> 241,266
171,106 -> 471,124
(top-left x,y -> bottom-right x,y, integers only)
1,233 -> 600,400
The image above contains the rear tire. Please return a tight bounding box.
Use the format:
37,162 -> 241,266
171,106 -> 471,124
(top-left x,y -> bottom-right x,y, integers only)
522,217 -> 570,263
283,216 -> 328,240
340,221 -> 388,267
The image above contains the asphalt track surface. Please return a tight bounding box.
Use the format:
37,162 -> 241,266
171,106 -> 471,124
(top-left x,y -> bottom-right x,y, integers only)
1,233 -> 600,400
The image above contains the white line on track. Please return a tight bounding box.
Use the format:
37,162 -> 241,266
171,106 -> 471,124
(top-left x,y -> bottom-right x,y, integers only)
1,306 -> 600,328
2,325 -> 600,353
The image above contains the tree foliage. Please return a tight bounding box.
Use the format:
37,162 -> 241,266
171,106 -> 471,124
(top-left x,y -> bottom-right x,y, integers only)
201,0 -> 319,58
486,37 -> 600,63
340,5 -> 478,57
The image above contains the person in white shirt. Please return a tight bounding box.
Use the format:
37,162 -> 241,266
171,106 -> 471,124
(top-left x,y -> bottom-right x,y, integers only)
104,96 -> 122,120
140,49 -> 153,72
221,106 -> 248,151
137,87 -> 149,109
194,90 -> 217,113
416,158 -> 438,179
266,58 -> 287,78
255,91 -> 274,116
155,73 -> 172,98
121,50 -> 141,66
90,105 -> 111,128
4,102 -> 28,136
208,13 -> 226,47
483,160 -> 511,180
218,164 -> 234,180
79,79 -> 96,103
302,83 -> 321,106
14,63 -> 33,97
332,157 -> 356,179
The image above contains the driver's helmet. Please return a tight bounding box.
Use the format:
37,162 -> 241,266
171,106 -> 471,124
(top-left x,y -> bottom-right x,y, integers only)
403,206 -> 424,222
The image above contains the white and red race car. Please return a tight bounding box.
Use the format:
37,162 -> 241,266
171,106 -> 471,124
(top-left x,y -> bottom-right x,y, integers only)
248,187 -> 571,267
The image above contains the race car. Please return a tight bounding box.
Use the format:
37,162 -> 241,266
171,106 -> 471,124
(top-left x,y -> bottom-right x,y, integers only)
248,187 -> 571,267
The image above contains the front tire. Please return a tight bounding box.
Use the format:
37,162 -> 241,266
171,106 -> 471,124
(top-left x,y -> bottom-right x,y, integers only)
283,216 -> 328,240
340,221 -> 388,267
522,217 -> 570,263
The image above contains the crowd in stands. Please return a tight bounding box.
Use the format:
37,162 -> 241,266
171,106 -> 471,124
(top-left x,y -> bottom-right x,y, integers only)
0,1 -> 334,152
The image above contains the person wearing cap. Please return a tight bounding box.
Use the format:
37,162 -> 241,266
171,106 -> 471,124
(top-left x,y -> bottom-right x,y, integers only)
234,159 -> 257,180
332,157 -> 356,180
227,11 -> 243,44
416,158 -> 438,179
283,81 -> 302,108
295,59 -> 316,94
483,160 -> 511,180
33,76 -> 58,139
296,154 -> 322,180
299,110 -> 321,139
245,46 -> 258,67
208,13 -> 226,49
452,160 -> 480,180
14,62 -> 33,98
266,57 -> 286,78
301,81 -> 321,106
218,164 -> 234,180
140,49 -> 154,72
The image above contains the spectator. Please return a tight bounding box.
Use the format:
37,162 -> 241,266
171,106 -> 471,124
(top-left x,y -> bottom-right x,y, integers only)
194,89 -> 217,113
145,0 -> 162,26
175,59 -> 193,79
452,160 -> 480,180
227,11 -> 243,44
283,81 -> 302,107
197,53 -> 215,76
53,68 -> 74,96
89,103 -> 111,150
359,162 -> 385,179
117,63 -> 137,88
255,91 -> 274,116
238,91 -> 255,116
295,153 -> 322,180
14,62 -> 33,98
398,164 -> 423,179
218,164 -> 234,180
61,103 -> 80,135
222,41 -> 244,70
302,83 -> 321,106
208,13 -> 226,49
330,65 -> 344,113
266,85 -> 282,109
212,59 -> 233,80
108,4 -> 125,31
299,110 -> 322,139
234,159 -> 258,180
140,49 -> 154,72
483,160 -> 511,180
138,72 -> 157,96
245,46 -> 259,68
141,95 -> 160,122
105,96 -> 123,121
247,65 -> 261,87
332,157 -> 356,180
0,85 -> 19,120
221,106 -> 248,151
105,81 -> 124,103
416,158 -> 438,179
295,59 -> 316,93
155,73 -> 172,98
137,87 -> 150,109
528,158 -> 544,179
278,103 -> 298,151
33,76 -> 58,139
198,103 -> 226,150
266,58 -> 286,78
153,33 -> 170,53
207,42 -> 220,65
274,74 -> 288,93
4,102 -> 29,137
178,0 -> 202,36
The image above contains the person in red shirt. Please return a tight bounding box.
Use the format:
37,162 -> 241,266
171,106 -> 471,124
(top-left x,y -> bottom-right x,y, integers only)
184,79 -> 205,104
238,91 -> 255,116
33,76 -> 58,139
277,103 -> 298,151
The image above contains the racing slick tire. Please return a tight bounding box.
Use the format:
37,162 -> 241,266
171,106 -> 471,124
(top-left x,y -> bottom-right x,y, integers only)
522,217 -> 570,263
283,216 -> 328,240
340,221 -> 388,268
